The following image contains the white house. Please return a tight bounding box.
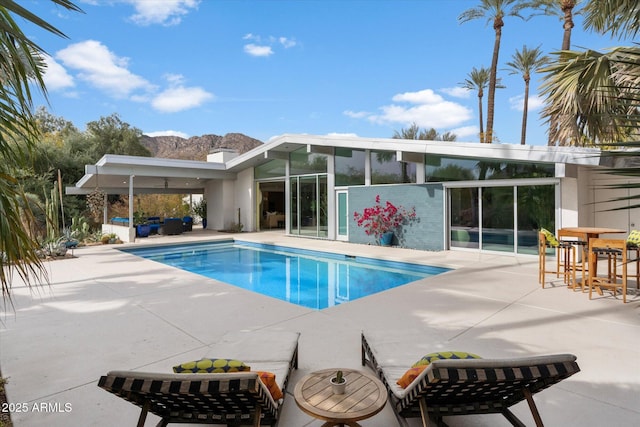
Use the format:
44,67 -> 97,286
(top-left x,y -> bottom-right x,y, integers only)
67,134 -> 640,253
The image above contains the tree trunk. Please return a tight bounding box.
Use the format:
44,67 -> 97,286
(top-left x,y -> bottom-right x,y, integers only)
521,77 -> 530,145
486,20 -> 503,143
478,90 -> 484,143
549,1 -> 575,146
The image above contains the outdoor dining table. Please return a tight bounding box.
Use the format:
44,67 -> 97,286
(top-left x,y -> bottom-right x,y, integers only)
558,227 -> 627,289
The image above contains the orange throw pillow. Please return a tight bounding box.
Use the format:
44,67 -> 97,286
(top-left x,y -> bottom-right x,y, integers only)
256,371 -> 283,401
396,365 -> 427,388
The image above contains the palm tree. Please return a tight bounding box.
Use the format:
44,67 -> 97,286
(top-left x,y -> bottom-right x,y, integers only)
538,0 -> 639,146
392,123 -> 458,142
459,66 -> 506,142
523,1 -> 585,145
582,0 -> 639,39
391,124 -> 457,181
505,45 -> 549,145
0,0 -> 82,301
540,46 -> 639,145
459,0 -> 525,143
460,67 -> 490,142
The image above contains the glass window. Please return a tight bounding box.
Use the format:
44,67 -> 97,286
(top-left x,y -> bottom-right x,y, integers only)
290,147 -> 328,175
450,187 -> 479,249
335,148 -> 365,186
427,155 -> 554,182
371,150 -> 416,184
482,187 -> 515,253
255,159 -> 286,179
517,185 -> 555,255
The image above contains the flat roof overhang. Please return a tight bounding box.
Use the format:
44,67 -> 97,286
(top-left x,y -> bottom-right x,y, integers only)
66,154 -> 235,195
225,134 -> 607,172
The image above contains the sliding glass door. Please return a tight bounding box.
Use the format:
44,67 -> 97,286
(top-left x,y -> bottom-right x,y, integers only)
449,183 -> 555,254
290,174 -> 328,238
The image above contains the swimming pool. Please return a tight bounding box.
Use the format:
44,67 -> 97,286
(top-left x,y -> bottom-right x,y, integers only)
122,240 -> 450,309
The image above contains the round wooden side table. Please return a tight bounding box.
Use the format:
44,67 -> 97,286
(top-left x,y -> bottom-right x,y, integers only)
293,368 -> 387,427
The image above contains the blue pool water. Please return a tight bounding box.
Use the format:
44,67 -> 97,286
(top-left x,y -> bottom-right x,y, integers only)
121,240 -> 450,309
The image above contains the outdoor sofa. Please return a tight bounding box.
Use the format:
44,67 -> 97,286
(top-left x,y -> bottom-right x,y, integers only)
159,218 -> 183,235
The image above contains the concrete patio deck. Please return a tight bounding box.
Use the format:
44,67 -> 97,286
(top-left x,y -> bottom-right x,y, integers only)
1,229 -> 639,426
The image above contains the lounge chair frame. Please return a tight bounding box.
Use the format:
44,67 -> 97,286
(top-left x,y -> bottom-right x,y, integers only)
99,335 -> 298,426
361,333 -> 580,427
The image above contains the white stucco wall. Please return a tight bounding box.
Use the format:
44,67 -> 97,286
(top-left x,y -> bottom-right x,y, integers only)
559,177 -> 579,230
204,169 -> 253,231
234,168 -> 255,232
587,170 -> 640,232
205,181 -> 226,230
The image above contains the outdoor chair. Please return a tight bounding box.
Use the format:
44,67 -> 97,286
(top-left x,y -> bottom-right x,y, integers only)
588,238 -> 629,303
557,228 -> 589,291
98,330 -> 300,426
538,229 -> 576,288
361,331 -> 580,427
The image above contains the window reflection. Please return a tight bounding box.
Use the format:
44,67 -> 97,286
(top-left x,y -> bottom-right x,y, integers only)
371,150 -> 416,184
335,148 -> 365,186
427,155 -> 554,182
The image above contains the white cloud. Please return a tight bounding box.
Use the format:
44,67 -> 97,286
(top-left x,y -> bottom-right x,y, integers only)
151,76 -> 214,112
127,0 -> 200,26
279,37 -> 297,48
365,88 -> 473,129
441,87 -> 471,99
244,44 -> 274,57
56,40 -> 154,98
42,55 -> 74,91
242,34 -> 297,56
450,125 -> 479,139
509,94 -> 545,112
144,130 -> 190,138
343,110 -> 369,119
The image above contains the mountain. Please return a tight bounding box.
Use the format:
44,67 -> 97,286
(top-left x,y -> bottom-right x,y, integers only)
140,133 -> 264,161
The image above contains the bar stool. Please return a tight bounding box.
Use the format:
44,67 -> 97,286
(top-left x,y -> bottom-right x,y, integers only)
624,230 -> 640,289
558,229 -> 588,291
539,229 -> 576,288
588,238 -> 628,303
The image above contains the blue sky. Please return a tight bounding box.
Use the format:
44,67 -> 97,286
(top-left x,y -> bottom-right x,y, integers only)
25,0 -> 631,146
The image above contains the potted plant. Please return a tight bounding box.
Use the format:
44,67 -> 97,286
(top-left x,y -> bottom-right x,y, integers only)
134,211 -> 151,238
353,195 -> 416,246
193,199 -> 207,228
330,370 -> 347,394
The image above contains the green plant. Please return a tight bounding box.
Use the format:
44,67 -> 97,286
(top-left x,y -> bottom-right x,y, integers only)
100,233 -> 117,244
70,215 -> 91,242
57,227 -> 79,248
193,199 -> 207,219
133,210 -> 147,225
333,370 -> 344,384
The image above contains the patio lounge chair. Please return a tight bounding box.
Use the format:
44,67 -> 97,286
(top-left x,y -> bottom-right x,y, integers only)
361,331 -> 580,427
98,330 -> 300,426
